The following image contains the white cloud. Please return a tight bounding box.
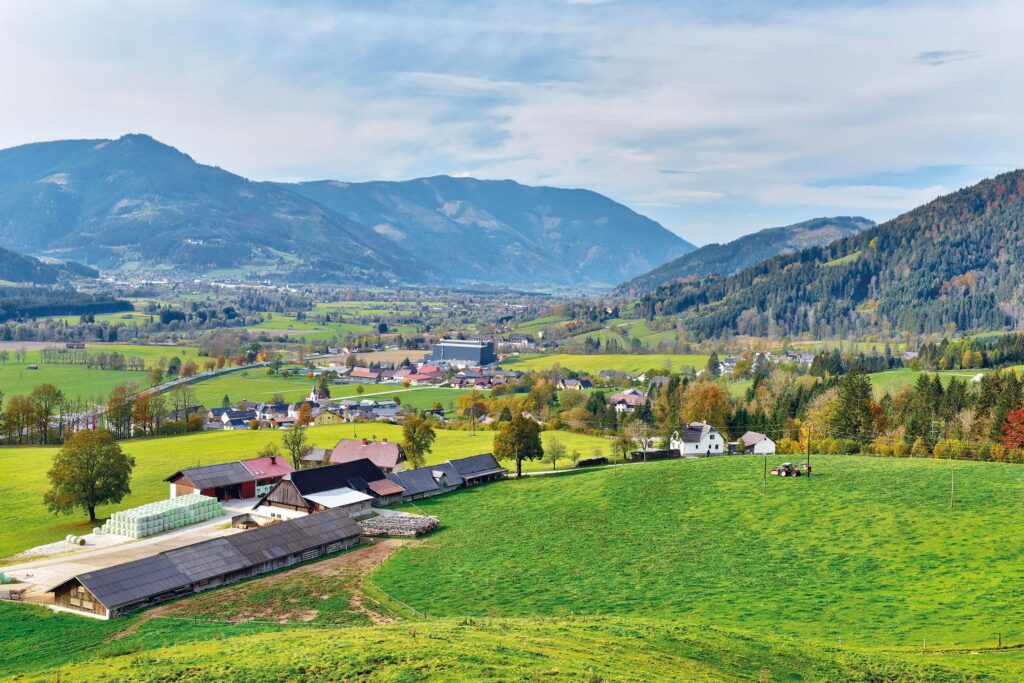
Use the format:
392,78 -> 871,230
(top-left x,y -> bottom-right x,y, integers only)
0,0 -> 1021,243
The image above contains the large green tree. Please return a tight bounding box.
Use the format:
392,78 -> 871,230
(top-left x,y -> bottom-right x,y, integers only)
402,415 -> 437,469
493,414 -> 544,477
44,429 -> 135,522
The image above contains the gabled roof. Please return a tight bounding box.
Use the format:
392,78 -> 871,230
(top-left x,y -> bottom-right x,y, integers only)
51,507 -> 363,611
303,486 -> 373,509
240,456 -> 294,480
387,463 -> 463,496
740,431 -> 773,448
448,453 -> 507,479
167,462 -> 255,489
330,439 -> 405,470
288,459 -> 395,497
368,479 -> 405,496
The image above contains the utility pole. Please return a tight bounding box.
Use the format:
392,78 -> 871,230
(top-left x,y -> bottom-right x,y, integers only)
763,454 -> 767,495
950,457 -> 956,510
806,427 -> 811,478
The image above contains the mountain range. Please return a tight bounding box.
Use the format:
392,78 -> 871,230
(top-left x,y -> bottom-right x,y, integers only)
614,216 -> 875,296
0,134 -> 694,287
638,170 -> 1024,338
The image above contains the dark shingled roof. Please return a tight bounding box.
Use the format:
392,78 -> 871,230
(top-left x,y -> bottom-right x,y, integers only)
387,463 -> 463,496
448,453 -> 507,479
167,462 -> 255,489
289,459 -> 396,496
53,507 -> 362,611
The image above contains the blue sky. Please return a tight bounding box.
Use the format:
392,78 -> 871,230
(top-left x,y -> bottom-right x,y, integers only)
1,0 -> 1021,245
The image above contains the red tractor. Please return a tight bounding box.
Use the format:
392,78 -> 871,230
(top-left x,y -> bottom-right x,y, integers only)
771,462 -> 808,477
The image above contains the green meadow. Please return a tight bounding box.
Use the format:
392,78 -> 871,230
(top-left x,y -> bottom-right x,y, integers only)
375,455 -> 1024,649
0,424 -> 608,558
502,352 -> 708,375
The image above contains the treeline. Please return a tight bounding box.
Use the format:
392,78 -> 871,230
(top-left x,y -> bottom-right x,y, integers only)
39,347 -> 147,371
0,286 -> 131,323
637,169 -> 1024,338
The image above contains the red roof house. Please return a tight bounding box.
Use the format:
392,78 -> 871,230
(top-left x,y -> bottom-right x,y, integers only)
330,438 -> 407,472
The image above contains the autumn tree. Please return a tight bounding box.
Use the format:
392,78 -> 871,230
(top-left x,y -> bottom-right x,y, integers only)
44,429 -> 135,522
402,415 -> 436,468
680,382 -> 732,432
296,402 -> 314,426
282,425 -> 313,468
493,414 -> 543,477
542,437 -> 567,470
29,383 -> 65,445
998,408 -> 1024,449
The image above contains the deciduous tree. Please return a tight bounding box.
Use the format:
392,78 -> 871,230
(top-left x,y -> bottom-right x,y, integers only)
44,429 -> 135,522
493,414 -> 544,477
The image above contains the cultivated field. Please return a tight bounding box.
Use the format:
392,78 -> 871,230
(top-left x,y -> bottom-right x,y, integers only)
502,352 -> 708,375
0,425 -> 609,558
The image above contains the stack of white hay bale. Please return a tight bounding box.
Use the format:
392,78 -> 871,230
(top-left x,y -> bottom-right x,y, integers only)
99,493 -> 224,539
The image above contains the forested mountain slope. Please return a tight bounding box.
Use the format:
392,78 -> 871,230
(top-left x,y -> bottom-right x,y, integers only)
615,216 -> 873,295
0,246 -> 96,284
639,170 -> 1024,338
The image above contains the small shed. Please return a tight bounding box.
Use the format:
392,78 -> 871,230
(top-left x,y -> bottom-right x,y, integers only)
447,453 -> 507,486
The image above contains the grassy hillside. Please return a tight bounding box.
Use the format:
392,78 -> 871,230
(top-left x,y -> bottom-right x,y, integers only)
502,353 -> 708,375
375,455 -> 1024,649
0,425 -> 610,558
1,603 -> 993,682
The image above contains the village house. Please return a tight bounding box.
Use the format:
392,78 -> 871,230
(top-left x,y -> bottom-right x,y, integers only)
559,378 -> 593,391
737,431 -> 777,454
609,388 -> 647,413
348,367 -> 381,383
670,422 -> 726,456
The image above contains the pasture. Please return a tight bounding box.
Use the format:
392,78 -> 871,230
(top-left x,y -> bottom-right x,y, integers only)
865,366 -> 1024,398
502,352 -> 708,375
0,344 -> 201,401
0,425 -> 609,558
2,606 -> 987,682
375,455 -> 1024,649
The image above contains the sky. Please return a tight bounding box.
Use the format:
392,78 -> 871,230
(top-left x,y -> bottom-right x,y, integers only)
0,0 -> 1021,245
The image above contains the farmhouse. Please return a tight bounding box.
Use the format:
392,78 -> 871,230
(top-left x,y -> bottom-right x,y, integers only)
670,422 -> 726,456
166,456 -> 294,500
559,378 -> 592,391
738,431 -> 776,454
256,459 -> 406,518
349,367 -> 381,383
49,507 -> 363,619
330,437 -> 406,472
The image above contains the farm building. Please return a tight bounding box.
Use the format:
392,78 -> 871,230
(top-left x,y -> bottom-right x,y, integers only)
738,431 -> 776,454
254,458 -> 405,521
448,453 -> 507,486
330,437 -> 406,472
49,507 -> 363,619
387,462 -> 464,500
166,456 -> 294,500
609,389 -> 647,413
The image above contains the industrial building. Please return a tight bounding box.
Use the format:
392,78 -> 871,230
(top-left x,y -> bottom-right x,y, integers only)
427,339 -> 496,367
49,507 -> 363,619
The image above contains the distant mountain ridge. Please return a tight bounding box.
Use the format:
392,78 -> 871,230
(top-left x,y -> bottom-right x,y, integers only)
0,134 -> 695,286
638,170 -> 1024,338
614,216 -> 874,296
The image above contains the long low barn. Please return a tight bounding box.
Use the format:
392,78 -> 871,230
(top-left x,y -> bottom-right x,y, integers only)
387,453 -> 507,501
49,507 -> 363,619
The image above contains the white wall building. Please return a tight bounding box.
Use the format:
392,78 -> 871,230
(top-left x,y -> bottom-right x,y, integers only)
670,422 -> 726,455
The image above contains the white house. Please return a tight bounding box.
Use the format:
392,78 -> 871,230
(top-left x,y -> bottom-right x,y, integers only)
670,422 -> 726,455
739,431 -> 776,454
